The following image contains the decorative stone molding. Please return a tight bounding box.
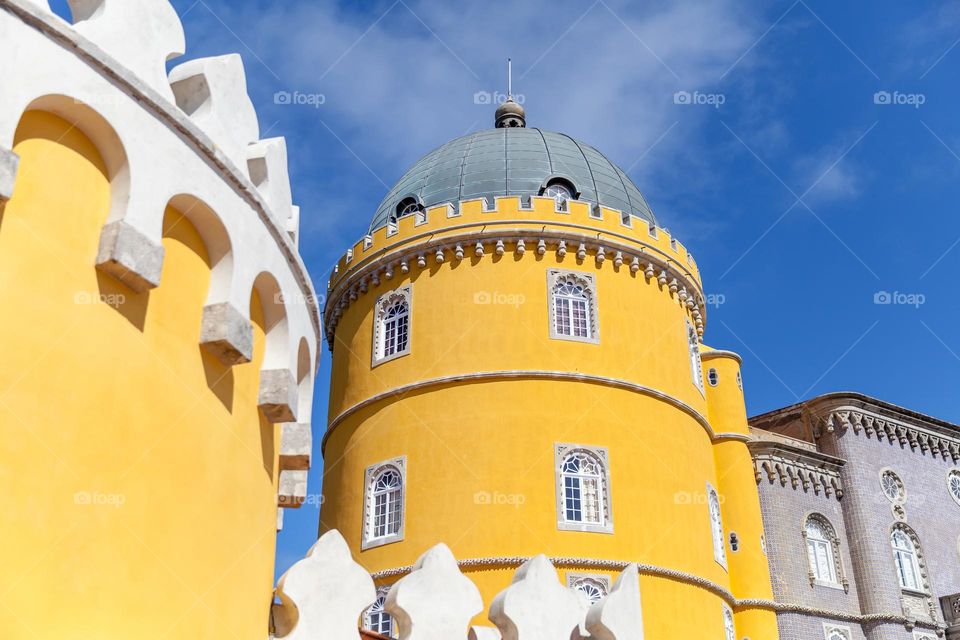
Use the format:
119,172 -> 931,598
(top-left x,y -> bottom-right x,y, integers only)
322,211 -> 707,348
385,543 -> 483,640
749,437 -> 845,500
939,593 -> 960,639
892,522 -> 941,625
554,444 -> 613,534
0,145 -> 18,201
820,407 -> 960,462
200,302 -> 253,365
547,269 -> 599,344
258,369 -> 298,423
323,369 -> 747,457
279,422 -> 312,471
802,513 -> 849,592
277,469 -> 307,508
95,220 -> 165,292
273,530 -> 376,640
362,456 -> 407,550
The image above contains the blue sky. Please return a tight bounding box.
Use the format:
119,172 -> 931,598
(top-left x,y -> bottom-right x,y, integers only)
51,0 -> 960,579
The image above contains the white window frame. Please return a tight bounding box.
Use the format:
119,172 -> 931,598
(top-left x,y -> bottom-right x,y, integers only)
566,573 -> 610,604
362,457 -> 407,550
555,444 -> 613,534
547,270 -> 599,344
707,482 -> 727,569
948,469 -> 960,506
823,623 -> 851,640
363,586 -> 395,637
891,525 -> 925,593
880,468 -> 906,504
722,604 -> 735,640
803,514 -> 844,589
372,286 -> 412,366
687,321 -> 704,393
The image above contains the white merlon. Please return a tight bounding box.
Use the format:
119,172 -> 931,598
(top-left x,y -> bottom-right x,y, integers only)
247,137 -> 293,228
273,530 -> 376,640
169,53 -> 259,179
385,543 -> 483,640
67,0 -> 185,102
258,368 -> 298,423
95,219 -> 165,292
585,564 -> 643,640
277,469 -> 307,508
469,627 -> 503,640
0,146 -> 19,201
279,422 -> 312,470
200,302 -> 253,365
489,555 -> 583,640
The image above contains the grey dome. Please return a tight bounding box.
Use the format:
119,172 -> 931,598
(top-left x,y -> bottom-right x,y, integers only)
370,128 -> 657,232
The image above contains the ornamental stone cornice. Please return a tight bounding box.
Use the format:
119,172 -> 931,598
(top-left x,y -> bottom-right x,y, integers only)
748,429 -> 845,500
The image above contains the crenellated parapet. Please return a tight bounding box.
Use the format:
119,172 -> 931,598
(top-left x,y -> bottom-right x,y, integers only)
323,195 -> 707,348
0,0 -> 320,508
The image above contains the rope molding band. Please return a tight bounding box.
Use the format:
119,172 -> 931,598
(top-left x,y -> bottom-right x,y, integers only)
369,555 -> 942,631
322,369 -> 750,455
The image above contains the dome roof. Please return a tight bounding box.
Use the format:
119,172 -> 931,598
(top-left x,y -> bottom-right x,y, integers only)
370,128 -> 657,231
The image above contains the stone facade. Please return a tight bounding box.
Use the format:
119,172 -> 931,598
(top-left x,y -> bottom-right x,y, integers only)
750,393 -> 960,640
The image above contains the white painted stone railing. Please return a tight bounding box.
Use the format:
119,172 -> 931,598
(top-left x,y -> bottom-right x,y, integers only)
274,530 -> 643,640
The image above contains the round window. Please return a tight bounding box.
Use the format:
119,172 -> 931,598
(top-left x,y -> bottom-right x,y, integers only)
948,470 -> 960,506
880,469 -> 905,504
543,181 -> 574,209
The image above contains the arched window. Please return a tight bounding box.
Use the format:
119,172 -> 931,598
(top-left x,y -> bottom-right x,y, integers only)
723,605 -> 735,640
542,179 -> 575,210
948,469 -> 960,506
707,483 -> 726,568
555,444 -> 612,533
363,457 -> 406,549
825,627 -> 851,640
395,197 -> 420,219
373,287 -> 411,365
688,322 -> 704,392
892,527 -> 923,591
548,270 -> 598,344
804,514 -> 841,585
363,587 -> 394,637
568,575 -> 609,604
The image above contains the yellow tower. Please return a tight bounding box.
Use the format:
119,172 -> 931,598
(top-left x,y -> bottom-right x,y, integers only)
321,99 -> 778,638
0,4 -> 320,638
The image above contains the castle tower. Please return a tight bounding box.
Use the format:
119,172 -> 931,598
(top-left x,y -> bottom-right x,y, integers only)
321,99 -> 779,637
0,2 -> 319,637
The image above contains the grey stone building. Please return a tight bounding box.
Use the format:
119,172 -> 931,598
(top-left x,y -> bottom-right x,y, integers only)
749,392 -> 960,640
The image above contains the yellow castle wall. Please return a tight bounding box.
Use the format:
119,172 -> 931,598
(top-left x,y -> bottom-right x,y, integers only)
0,111 -> 279,639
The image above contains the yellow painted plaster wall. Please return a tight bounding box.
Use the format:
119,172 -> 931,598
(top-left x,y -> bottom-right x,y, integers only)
0,112 -> 279,639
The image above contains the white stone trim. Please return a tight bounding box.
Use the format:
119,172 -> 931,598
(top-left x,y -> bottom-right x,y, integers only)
822,622 -> 851,640
547,269 -> 599,344
323,369 -> 747,456
0,144 -> 19,201
722,603 -> 735,640
803,512 -> 848,592
947,468 -> 960,506
707,482 -> 727,570
554,443 -> 613,534
362,456 -> 407,550
371,285 -> 412,367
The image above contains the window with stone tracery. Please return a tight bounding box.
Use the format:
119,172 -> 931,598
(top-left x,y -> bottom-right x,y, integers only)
688,321 -> 704,392
567,575 -> 609,604
892,526 -> 925,592
363,457 -> 406,549
373,286 -> 411,365
363,586 -> 395,637
708,483 -> 726,569
548,271 -> 598,344
804,514 -> 843,587
555,444 -> 612,533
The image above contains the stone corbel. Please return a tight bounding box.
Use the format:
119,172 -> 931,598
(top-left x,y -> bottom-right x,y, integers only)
0,146 -> 19,202
258,369 -> 298,423
200,302 -> 253,365
278,469 -> 307,508
279,423 -> 312,470
95,220 -> 165,292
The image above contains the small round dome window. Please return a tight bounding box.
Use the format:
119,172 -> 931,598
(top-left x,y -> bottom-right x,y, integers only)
543,179 -> 575,209
396,197 -> 420,219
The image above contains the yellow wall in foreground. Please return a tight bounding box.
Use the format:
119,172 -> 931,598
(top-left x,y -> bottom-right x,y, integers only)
0,112 -> 278,639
